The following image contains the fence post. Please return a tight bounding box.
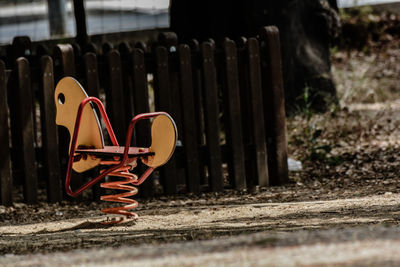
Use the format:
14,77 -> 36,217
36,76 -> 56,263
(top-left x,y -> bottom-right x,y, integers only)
158,32 -> 178,49
259,26 -> 289,185
222,40 -> 247,190
135,41 -> 147,52
102,42 -> 114,55
178,44 -> 201,193
188,39 -> 207,185
39,56 -> 62,202
83,53 -> 100,98
246,38 -> 269,187
8,58 -> 38,203
53,44 -> 83,199
158,32 -> 186,190
85,43 -> 98,54
53,44 -> 76,79
82,52 -> 104,200
236,37 -> 255,187
119,42 -> 135,122
105,50 -> 126,143
131,48 -> 153,197
7,37 -> 31,67
201,42 -> 223,191
154,46 -> 178,195
0,60 -> 12,205
36,44 -> 50,57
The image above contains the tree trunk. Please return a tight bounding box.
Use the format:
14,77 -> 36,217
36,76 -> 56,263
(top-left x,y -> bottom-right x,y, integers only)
170,0 -> 340,114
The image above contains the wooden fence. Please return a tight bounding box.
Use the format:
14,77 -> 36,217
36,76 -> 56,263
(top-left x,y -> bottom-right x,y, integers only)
0,26 -> 288,205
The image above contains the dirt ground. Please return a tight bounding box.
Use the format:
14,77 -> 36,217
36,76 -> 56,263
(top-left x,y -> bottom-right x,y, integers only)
2,96 -> 400,266
3,8 -> 400,266
2,193 -> 400,266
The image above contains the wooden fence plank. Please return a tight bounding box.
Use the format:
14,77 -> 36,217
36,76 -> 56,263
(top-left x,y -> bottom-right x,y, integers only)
188,39 -> 207,186
259,26 -> 289,185
158,32 -> 186,190
7,36 -> 31,66
8,58 -> 37,203
201,42 -> 223,191
0,60 -> 12,205
39,56 -> 62,202
83,52 -> 103,200
222,40 -> 246,190
86,42 -> 98,54
247,38 -> 269,187
134,41 -> 147,52
72,42 -> 82,57
158,32 -> 178,50
178,44 -> 201,193
102,42 -> 113,55
105,50 -> 126,143
188,39 -> 205,145
83,52 -> 100,98
119,42 -> 135,122
53,44 -> 82,199
36,44 -> 50,57
53,44 -> 76,78
131,48 -> 153,197
236,37 -> 257,188
154,46 -> 178,195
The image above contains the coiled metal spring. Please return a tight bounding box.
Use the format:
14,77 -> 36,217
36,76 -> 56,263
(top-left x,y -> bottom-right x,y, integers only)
99,160 -> 139,224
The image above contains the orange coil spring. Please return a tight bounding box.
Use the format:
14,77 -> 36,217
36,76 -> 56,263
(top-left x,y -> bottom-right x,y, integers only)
99,160 -> 139,224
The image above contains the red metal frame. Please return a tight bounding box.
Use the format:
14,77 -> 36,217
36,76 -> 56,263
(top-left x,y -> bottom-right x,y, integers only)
65,96 -> 166,197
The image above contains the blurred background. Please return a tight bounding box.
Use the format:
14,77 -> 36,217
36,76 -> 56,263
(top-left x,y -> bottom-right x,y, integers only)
0,0 -> 169,44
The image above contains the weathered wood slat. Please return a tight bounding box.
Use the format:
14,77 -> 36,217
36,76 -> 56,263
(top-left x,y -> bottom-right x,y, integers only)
131,48 -> 153,197
105,50 -> 126,143
7,37 -> 31,66
247,38 -> 269,187
71,43 -> 82,61
53,44 -> 76,79
158,33 -> 186,190
119,42 -> 135,123
188,39 -> 205,146
222,40 -> 247,189
86,43 -> 98,54
9,58 -> 38,203
259,26 -> 289,185
134,41 -> 147,52
39,56 -> 62,202
82,52 -> 104,200
83,53 -> 100,98
188,39 -> 207,185
201,42 -> 223,191
236,37 -> 258,188
36,44 -> 50,57
178,44 -> 201,193
158,32 -> 178,50
154,46 -> 178,195
53,44 -> 82,199
131,49 -> 150,127
102,42 -> 114,55
0,60 -> 13,205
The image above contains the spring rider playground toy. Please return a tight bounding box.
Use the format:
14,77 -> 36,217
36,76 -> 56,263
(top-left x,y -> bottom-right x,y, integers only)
55,77 -> 177,224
